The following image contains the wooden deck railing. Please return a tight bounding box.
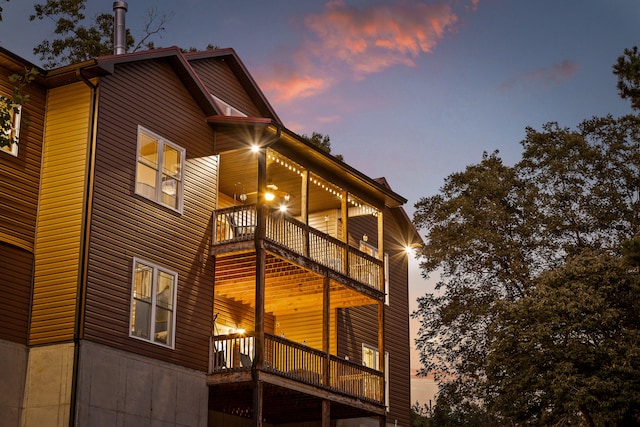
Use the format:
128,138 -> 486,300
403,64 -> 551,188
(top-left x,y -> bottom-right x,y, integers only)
213,205 -> 383,291
210,332 -> 384,403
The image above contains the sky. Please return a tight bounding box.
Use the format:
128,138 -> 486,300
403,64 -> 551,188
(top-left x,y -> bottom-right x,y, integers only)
1,0 -> 638,405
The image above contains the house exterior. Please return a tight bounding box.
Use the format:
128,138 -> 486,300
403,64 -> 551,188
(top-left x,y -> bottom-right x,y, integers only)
0,44 -> 421,427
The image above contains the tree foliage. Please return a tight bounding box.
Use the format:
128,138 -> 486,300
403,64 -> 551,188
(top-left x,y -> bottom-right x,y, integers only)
614,46 -> 640,111
29,0 -> 170,68
486,247 -> 640,425
413,47 -> 640,425
301,131 -> 344,161
0,67 -> 38,149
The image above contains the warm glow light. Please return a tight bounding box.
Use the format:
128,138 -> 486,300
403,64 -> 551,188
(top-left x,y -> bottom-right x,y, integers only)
236,328 -> 246,335
251,145 -> 260,153
265,192 -> 275,201
405,246 -> 413,255
279,205 -> 288,212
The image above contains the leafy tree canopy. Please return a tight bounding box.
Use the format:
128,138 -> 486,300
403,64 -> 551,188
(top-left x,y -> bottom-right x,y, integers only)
0,67 -> 38,149
301,131 -> 344,161
29,0 -> 170,68
614,46 -> 640,111
412,47 -> 640,425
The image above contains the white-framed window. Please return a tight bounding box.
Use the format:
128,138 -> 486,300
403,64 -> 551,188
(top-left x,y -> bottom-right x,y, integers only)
135,126 -> 185,212
362,343 -> 379,369
211,94 -> 247,117
359,239 -> 378,259
130,257 -> 178,348
1,103 -> 21,156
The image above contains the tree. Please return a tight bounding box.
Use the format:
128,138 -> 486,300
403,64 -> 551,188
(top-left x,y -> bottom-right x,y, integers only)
485,245 -> 640,425
413,57 -> 640,422
301,131 -> 344,161
614,46 -> 640,111
0,67 -> 38,149
29,0 -> 170,68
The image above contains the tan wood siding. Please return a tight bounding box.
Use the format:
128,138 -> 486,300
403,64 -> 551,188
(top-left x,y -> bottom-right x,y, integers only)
214,295 -> 275,334
29,82 -> 92,345
189,59 -> 263,117
83,60 -> 218,371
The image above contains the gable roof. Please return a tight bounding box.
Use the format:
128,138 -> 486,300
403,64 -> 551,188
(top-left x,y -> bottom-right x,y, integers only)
2,45 -> 411,211
185,48 -> 282,124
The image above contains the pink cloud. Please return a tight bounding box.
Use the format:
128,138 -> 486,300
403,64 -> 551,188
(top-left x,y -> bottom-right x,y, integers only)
499,59 -> 580,91
305,0 -> 459,75
258,0 -> 475,104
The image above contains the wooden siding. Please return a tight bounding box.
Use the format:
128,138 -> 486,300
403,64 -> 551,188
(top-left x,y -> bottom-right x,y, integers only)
0,65 -> 46,252
1,243 -> 33,343
83,59 -> 218,372
275,309 -> 329,352
213,295 -> 275,335
189,58 -> 263,118
1,63 -> 45,344
29,82 -> 91,345
383,208 -> 411,426
337,209 -> 412,426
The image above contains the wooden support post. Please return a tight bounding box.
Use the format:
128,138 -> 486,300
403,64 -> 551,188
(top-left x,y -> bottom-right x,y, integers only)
253,377 -> 263,427
341,191 -> 349,272
253,148 -> 267,427
322,399 -> 331,427
301,170 -> 310,257
254,149 -> 267,368
377,209 -> 384,289
322,275 -> 331,387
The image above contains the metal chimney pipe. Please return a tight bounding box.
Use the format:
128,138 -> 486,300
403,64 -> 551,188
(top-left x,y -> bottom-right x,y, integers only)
113,1 -> 128,55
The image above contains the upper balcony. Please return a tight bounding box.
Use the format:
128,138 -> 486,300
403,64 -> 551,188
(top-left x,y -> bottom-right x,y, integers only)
211,204 -> 383,294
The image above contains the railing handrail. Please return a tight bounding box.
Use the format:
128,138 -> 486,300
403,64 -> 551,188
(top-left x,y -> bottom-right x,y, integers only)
213,204 -> 383,291
210,332 -> 383,403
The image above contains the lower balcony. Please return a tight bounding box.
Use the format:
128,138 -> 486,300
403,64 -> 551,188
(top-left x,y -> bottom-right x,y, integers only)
208,332 -> 384,405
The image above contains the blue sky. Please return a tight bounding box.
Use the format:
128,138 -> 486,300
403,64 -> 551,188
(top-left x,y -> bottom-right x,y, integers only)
1,0 -> 638,403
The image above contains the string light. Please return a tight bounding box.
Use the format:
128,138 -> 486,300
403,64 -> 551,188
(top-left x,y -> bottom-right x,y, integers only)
267,150 -> 378,216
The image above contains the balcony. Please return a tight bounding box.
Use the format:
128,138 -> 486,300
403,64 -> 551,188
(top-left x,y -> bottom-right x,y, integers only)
209,332 -> 383,404
212,204 -> 383,292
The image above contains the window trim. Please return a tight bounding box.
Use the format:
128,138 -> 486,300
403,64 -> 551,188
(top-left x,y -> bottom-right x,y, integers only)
129,257 -> 178,349
1,103 -> 21,157
362,343 -> 379,370
211,94 -> 247,117
135,126 -> 185,213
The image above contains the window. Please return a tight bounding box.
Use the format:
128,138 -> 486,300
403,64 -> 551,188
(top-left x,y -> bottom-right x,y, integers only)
211,94 -> 247,117
135,126 -> 185,212
362,343 -> 379,369
360,240 -> 378,258
1,103 -> 21,156
130,258 -> 177,348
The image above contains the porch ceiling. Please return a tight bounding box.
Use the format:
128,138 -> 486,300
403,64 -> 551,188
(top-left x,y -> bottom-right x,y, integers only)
214,252 -> 375,315
218,148 -> 349,215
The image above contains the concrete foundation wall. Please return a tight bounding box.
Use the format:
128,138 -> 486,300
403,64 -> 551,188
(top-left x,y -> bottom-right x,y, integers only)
20,342 -> 75,427
75,341 -> 208,427
0,340 -> 28,427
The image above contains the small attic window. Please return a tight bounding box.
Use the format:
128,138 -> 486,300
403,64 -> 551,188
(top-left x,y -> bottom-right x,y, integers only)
211,94 -> 247,117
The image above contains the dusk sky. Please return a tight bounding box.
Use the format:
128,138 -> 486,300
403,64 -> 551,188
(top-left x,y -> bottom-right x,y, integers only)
1,0 -> 638,404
